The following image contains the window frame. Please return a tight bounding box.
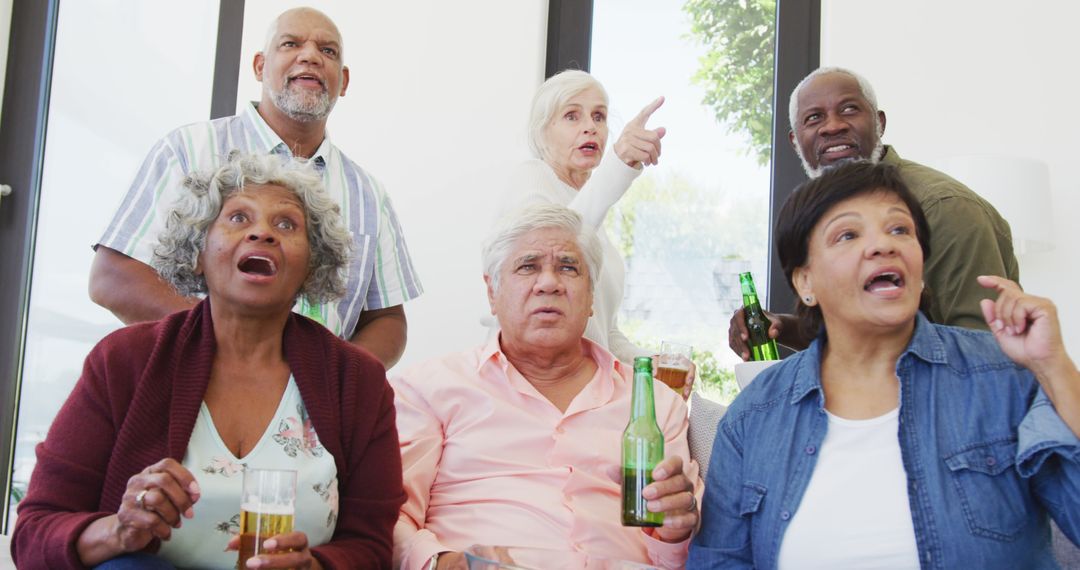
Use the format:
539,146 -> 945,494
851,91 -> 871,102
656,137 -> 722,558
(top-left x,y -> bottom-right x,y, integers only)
545,0 -> 821,316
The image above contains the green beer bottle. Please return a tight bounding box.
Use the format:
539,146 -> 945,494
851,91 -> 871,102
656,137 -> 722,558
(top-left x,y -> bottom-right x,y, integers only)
739,272 -> 780,361
621,356 -> 664,527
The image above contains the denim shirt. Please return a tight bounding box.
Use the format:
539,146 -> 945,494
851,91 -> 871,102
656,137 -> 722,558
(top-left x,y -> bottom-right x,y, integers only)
687,314 -> 1080,569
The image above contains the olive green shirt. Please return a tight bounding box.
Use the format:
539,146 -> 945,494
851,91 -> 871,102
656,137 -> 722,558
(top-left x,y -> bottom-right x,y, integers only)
881,146 -> 1020,330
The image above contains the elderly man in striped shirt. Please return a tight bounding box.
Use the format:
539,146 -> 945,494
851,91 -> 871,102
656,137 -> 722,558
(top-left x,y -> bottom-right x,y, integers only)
90,7 -> 421,367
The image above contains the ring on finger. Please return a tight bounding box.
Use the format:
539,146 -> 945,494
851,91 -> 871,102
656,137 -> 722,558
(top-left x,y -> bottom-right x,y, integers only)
688,492 -> 697,512
135,488 -> 150,510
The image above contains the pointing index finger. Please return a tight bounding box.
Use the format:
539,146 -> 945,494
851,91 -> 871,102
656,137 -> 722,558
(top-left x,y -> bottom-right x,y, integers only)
628,96 -> 665,128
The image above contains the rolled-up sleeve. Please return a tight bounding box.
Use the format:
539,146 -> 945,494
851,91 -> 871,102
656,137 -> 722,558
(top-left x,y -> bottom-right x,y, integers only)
1016,388 -> 1080,545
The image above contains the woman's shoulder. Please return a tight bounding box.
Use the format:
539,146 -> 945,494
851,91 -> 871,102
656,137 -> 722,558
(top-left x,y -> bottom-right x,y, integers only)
89,311 -> 188,369
287,314 -> 386,377
919,321 -> 1025,373
499,160 -> 573,215
722,354 -> 810,425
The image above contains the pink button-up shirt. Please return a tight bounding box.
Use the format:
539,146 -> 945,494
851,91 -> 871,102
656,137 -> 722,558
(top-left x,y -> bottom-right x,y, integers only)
391,337 -> 701,570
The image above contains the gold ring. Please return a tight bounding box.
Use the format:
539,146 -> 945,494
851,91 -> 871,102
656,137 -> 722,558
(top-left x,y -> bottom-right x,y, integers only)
135,489 -> 149,510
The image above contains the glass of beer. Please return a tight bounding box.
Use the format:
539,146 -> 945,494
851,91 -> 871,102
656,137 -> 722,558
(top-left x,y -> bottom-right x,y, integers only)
656,341 -> 692,391
238,468 -> 297,569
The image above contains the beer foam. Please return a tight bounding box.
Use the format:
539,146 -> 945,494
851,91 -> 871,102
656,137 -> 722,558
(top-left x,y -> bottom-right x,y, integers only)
240,503 -> 295,516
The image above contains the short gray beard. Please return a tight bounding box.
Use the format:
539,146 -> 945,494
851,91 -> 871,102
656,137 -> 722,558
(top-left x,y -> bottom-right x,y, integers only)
796,119 -> 885,179
268,81 -> 334,123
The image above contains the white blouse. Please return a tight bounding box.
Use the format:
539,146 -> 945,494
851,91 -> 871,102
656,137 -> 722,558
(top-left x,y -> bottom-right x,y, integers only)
157,376 -> 339,569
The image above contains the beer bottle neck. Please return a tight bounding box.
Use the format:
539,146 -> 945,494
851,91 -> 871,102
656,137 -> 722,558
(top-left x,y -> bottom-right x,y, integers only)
630,369 -> 657,421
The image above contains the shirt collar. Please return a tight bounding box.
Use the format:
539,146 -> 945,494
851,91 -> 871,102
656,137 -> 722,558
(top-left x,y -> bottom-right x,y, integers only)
477,334 -> 623,405
880,144 -> 900,165
789,312 -> 948,405
242,102 -> 330,168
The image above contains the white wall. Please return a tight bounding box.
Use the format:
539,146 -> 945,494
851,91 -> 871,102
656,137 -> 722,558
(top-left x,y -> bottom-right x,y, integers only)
821,0 -> 1080,356
238,1 -> 548,371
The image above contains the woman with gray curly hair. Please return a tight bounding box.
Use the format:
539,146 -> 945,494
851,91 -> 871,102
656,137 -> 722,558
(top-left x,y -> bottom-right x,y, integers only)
13,153 -> 404,570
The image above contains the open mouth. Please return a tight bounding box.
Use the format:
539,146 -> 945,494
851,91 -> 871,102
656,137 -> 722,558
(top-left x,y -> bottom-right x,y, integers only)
238,255 -> 277,276
864,271 -> 903,292
289,74 -> 325,88
578,142 -> 599,152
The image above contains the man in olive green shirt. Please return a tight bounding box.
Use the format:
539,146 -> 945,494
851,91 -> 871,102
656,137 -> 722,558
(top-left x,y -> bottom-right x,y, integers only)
729,66 -> 1019,357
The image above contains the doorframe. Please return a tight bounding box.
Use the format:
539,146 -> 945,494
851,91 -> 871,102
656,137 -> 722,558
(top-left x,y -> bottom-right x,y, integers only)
0,0 -> 60,533
0,0 -> 247,532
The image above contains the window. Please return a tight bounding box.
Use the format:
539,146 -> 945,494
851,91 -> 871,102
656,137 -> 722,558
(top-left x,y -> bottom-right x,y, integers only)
7,0 -> 219,525
590,0 -> 777,402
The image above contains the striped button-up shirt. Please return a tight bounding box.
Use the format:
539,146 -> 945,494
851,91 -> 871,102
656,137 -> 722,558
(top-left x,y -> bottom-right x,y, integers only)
98,102 -> 422,338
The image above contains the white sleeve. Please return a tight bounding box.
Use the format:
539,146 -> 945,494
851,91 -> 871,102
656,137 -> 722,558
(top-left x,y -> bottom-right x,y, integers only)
568,152 -> 643,229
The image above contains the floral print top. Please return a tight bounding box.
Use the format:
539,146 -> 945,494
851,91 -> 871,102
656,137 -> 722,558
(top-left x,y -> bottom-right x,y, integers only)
157,377 -> 339,569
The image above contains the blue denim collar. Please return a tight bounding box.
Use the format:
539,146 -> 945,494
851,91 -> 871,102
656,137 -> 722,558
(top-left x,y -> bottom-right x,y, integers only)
789,312 -> 949,406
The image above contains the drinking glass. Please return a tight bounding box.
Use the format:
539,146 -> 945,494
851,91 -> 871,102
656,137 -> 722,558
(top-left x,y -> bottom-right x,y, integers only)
238,469 -> 297,568
656,341 -> 692,391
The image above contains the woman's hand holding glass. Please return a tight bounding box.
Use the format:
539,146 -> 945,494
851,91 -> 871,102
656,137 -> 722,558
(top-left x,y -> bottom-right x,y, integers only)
226,531 -> 322,569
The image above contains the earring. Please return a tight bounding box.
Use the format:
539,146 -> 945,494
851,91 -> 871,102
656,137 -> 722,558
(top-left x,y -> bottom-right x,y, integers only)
804,295 -> 814,304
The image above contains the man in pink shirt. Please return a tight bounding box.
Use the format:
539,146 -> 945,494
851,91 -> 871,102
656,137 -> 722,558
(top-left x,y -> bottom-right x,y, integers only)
391,204 -> 702,570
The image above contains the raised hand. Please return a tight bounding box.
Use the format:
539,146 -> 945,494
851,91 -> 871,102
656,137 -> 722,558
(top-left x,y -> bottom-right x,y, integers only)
613,96 -> 667,169
977,275 -> 1066,370
978,275 -> 1080,438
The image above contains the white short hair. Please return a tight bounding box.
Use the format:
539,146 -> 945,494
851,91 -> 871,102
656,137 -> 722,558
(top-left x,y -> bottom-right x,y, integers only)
482,203 -> 602,294
788,66 -> 879,133
528,70 -> 609,161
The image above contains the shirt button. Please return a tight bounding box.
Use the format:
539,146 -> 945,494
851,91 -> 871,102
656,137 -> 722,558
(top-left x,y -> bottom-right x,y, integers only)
805,445 -> 816,455
986,456 -> 997,467
780,510 -> 791,521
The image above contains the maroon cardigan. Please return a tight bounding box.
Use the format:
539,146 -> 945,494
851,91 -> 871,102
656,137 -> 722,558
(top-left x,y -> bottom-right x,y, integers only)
12,300 -> 404,569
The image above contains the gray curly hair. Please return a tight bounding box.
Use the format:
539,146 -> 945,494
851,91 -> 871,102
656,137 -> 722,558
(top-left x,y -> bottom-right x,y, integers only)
152,151 -> 352,304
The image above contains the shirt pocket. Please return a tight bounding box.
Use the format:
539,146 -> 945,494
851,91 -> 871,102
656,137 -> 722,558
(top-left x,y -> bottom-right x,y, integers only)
943,439 -> 1031,541
735,482 -> 768,548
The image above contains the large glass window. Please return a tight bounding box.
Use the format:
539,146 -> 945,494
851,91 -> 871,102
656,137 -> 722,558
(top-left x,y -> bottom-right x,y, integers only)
8,0 -> 218,524
591,0 -> 776,402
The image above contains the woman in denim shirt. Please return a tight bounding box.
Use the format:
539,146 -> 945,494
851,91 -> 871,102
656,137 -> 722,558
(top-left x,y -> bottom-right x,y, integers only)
687,162 -> 1080,569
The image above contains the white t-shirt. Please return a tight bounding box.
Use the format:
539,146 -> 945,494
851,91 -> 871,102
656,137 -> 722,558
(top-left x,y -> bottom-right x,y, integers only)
777,407 -> 920,570
157,377 -> 339,569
